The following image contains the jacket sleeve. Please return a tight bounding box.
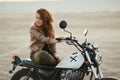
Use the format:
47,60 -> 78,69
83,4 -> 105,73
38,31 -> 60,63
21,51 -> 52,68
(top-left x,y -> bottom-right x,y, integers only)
30,28 -> 52,44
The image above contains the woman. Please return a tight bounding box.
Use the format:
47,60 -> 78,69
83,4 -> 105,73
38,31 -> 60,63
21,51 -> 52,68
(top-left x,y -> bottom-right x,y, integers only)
30,8 -> 62,65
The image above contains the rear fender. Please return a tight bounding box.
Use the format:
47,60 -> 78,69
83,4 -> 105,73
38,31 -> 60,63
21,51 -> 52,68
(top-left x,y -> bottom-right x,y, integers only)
9,55 -> 22,73
12,55 -> 22,65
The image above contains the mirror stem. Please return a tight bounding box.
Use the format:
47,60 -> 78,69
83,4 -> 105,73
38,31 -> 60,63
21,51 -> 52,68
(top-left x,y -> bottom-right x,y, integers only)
63,29 -> 72,38
85,38 -> 87,43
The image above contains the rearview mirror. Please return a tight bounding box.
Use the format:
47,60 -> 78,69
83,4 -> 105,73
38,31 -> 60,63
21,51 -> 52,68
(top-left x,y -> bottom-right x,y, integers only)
83,29 -> 88,36
59,20 -> 67,29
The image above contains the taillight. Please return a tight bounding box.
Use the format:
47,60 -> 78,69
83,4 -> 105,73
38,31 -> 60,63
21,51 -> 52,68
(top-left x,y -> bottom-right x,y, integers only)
12,56 -> 15,61
11,55 -> 21,65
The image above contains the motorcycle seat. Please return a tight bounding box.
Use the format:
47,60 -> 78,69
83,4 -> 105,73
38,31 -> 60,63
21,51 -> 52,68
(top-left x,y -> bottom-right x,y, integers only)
20,60 -> 56,70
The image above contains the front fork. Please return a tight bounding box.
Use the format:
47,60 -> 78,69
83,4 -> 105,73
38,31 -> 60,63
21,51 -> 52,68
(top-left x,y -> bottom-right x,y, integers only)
85,51 -> 103,80
98,66 -> 103,78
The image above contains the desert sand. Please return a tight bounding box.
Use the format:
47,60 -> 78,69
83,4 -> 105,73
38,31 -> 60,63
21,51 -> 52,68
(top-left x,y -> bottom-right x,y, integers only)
0,11 -> 120,80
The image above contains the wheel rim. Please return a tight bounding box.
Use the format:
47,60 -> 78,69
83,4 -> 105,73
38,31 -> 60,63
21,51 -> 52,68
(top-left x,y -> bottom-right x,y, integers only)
20,76 -> 33,80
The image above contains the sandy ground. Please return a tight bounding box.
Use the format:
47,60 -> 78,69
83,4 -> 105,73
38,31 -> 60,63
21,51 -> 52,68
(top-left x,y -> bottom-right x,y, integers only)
0,12 -> 120,80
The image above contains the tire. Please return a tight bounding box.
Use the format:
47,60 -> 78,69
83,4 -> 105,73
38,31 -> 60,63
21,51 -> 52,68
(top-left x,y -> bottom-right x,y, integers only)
11,69 -> 40,80
101,77 -> 120,80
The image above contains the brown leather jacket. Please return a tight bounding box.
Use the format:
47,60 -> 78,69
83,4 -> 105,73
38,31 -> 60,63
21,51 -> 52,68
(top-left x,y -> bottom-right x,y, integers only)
29,26 -> 56,58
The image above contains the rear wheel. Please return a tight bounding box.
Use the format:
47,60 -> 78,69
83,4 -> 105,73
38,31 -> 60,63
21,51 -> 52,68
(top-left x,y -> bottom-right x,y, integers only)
11,69 -> 41,80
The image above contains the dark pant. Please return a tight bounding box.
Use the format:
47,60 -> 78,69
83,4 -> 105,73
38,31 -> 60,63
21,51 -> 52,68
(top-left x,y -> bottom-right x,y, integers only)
31,50 -> 57,65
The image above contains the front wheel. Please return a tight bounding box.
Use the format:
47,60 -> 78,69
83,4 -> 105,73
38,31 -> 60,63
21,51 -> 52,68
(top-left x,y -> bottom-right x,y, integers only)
11,69 -> 40,80
101,77 -> 119,80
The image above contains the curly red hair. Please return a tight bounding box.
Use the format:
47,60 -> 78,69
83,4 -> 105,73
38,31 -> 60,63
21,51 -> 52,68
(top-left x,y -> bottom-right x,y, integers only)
36,8 -> 55,38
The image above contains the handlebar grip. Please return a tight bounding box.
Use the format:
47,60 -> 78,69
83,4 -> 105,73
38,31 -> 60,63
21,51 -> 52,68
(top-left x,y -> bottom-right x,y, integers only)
55,38 -> 62,41
56,37 -> 73,41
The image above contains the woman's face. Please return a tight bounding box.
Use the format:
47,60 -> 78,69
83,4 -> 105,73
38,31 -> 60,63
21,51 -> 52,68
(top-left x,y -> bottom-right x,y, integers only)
34,13 -> 43,27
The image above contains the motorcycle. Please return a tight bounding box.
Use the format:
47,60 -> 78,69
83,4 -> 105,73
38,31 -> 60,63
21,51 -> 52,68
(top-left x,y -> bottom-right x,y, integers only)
9,20 -> 119,80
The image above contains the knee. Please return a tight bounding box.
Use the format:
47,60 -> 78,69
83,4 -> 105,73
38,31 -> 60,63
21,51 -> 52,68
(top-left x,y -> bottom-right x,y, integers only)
32,50 -> 48,64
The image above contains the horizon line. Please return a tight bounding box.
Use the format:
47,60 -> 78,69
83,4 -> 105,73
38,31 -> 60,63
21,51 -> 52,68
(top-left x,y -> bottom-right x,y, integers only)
0,0 -> 62,2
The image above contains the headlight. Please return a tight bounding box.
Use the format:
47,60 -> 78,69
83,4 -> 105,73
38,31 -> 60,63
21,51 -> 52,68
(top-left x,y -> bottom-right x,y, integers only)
92,42 -> 99,49
95,52 -> 102,65
87,42 -> 99,50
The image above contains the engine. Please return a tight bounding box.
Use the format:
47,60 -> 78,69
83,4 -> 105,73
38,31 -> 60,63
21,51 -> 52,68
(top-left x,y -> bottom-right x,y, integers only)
60,70 -> 83,80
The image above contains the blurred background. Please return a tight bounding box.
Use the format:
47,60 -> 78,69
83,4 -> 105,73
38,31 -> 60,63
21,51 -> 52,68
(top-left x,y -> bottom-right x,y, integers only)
0,0 -> 120,14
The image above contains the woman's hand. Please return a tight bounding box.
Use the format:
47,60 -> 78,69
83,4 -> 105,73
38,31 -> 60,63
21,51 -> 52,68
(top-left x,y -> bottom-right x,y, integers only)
50,39 -> 59,44
55,37 -> 66,42
50,37 -> 66,44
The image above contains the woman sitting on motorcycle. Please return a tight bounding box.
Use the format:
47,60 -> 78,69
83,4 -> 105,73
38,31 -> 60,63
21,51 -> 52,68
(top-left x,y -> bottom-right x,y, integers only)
30,8 -> 63,65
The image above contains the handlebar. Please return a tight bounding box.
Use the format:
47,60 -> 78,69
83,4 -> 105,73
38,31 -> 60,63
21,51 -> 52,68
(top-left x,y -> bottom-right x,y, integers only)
55,37 -> 93,52
55,38 -> 62,41
55,37 -> 76,41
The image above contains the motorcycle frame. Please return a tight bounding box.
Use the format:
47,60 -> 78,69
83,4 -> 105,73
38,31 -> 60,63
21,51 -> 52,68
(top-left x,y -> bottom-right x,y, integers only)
27,67 -> 87,80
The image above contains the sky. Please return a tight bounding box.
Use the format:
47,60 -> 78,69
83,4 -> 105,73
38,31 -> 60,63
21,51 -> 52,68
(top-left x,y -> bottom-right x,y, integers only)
0,0 -> 120,14
0,0 -> 62,1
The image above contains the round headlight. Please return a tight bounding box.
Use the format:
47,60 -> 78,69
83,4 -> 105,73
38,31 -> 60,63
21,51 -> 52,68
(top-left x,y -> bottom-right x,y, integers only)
92,42 -> 99,49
